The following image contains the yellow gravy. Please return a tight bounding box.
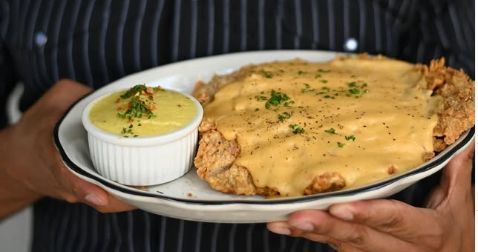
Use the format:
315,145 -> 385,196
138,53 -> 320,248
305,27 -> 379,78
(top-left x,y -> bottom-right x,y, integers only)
204,57 -> 440,196
90,86 -> 197,137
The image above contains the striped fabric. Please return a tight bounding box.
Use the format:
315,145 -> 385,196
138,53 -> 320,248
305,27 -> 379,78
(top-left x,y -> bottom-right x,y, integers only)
0,0 -> 474,251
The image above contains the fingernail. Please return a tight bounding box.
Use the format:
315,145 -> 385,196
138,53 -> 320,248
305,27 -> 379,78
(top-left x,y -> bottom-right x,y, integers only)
85,193 -> 107,206
268,225 -> 291,235
330,205 -> 354,221
290,221 -> 315,231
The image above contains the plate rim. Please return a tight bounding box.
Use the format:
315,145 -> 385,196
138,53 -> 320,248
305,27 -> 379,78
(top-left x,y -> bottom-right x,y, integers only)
54,50 -> 475,206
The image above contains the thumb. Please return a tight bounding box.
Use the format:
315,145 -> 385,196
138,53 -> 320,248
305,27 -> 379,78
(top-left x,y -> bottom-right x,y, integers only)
65,169 -> 134,213
329,199 -> 438,235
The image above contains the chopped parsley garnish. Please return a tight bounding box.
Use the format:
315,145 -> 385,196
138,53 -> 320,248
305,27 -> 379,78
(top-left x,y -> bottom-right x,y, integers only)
346,81 -> 368,97
117,96 -> 155,120
318,68 -> 331,73
120,84 -> 148,99
289,124 -> 305,134
278,112 -> 292,122
122,127 -> 134,136
315,74 -> 322,79
301,83 -> 315,93
345,135 -> 356,141
348,81 -> 368,88
260,70 -> 273,78
337,142 -> 345,148
117,84 -> 159,136
312,81 -> 369,99
348,88 -> 362,94
265,90 -> 292,109
324,128 -> 336,134
297,70 -> 305,75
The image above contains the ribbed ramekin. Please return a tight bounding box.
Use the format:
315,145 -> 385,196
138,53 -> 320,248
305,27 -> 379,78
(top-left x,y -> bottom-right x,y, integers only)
81,90 -> 203,186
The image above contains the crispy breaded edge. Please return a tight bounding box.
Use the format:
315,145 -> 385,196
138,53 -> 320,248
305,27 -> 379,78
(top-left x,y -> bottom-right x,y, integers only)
192,65 -> 257,105
194,122 -> 280,197
418,58 -> 475,152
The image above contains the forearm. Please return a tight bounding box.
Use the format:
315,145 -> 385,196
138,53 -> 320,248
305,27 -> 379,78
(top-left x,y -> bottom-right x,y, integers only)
0,81 -> 133,217
0,126 -> 41,220
0,186 -> 39,220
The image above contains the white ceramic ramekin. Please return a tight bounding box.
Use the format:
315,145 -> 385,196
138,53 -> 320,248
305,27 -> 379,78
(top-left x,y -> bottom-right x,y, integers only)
81,89 -> 203,186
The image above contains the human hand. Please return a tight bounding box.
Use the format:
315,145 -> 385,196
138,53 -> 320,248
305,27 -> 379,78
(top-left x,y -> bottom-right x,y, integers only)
267,142 -> 475,252
1,80 -> 134,216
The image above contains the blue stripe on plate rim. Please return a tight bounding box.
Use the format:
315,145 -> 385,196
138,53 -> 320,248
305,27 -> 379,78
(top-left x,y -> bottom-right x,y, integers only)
54,90 -> 475,206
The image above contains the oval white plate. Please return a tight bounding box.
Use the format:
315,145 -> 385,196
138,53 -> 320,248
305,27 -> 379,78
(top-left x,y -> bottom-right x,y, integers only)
54,50 -> 474,223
